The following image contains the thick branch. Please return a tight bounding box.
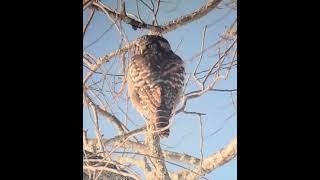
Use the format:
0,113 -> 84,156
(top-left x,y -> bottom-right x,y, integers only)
145,125 -> 170,180
171,138 -> 237,180
91,0 -> 222,33
88,136 -> 201,166
160,0 -> 223,33
201,138 -> 237,173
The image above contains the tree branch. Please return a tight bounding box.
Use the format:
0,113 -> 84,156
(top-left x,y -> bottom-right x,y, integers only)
92,1 -> 161,31
83,0 -> 93,11
83,42 -> 135,84
83,90 -> 127,135
83,9 -> 95,39
88,136 -> 201,166
103,127 -> 146,145
201,138 -> 237,173
160,0 -> 223,33
145,124 -> 171,180
91,0 -> 223,33
117,156 -> 153,178
171,138 -> 237,180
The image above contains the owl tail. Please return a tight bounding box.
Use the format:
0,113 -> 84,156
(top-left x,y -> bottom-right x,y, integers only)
154,110 -> 171,138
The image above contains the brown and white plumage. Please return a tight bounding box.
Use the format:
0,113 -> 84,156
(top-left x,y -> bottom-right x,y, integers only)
127,35 -> 185,138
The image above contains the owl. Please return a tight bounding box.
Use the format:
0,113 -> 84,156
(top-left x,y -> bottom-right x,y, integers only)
127,35 -> 185,138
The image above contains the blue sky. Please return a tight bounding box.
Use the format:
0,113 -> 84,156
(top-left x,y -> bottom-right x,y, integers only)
84,0 -> 237,179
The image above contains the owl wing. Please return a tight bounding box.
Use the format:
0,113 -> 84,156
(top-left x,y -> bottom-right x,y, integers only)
160,53 -> 185,109
127,55 -> 162,115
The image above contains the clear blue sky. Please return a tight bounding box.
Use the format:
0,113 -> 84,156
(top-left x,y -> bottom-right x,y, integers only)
84,0 -> 237,179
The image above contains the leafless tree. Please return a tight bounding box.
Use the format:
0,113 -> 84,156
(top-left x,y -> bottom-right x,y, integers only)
83,0 -> 237,179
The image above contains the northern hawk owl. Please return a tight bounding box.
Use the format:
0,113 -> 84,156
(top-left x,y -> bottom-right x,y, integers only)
127,35 -> 185,138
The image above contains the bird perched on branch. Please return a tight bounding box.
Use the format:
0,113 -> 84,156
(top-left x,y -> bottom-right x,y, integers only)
127,35 -> 185,138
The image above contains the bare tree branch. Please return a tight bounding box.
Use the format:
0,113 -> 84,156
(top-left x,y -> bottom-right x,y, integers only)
160,0 -> 223,33
117,156 -> 153,177
119,0 -> 126,16
171,138 -> 237,180
145,124 -> 171,180
90,0 -> 223,33
88,136 -> 201,166
83,90 -> 127,135
83,42 -> 135,84
92,1 -> 160,31
83,0 -> 93,11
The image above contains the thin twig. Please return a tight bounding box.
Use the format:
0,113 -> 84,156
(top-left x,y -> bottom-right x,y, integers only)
83,9 -> 96,39
84,23 -> 115,50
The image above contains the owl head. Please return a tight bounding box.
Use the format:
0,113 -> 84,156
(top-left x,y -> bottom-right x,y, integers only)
135,35 -> 171,54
